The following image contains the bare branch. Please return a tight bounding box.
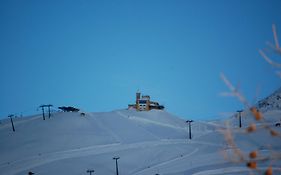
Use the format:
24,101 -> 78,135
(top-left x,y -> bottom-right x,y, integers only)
266,41 -> 277,51
219,92 -> 236,97
273,24 -> 280,49
259,49 -> 281,68
220,73 -> 250,108
219,122 -> 245,162
266,42 -> 281,56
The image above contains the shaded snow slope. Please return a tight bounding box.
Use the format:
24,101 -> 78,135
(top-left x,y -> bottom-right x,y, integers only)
0,109 -> 280,175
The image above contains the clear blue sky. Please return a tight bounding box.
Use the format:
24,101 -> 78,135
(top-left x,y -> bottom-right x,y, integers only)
0,0 -> 280,119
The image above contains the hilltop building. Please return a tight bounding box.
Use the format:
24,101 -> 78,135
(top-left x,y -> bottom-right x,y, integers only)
128,92 -> 165,111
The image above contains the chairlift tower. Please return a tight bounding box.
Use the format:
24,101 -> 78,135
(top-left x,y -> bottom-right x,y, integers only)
46,104 -> 53,118
8,114 -> 15,132
237,110 -> 243,128
86,169 -> 95,175
186,120 -> 194,140
39,104 -> 53,120
113,156 -> 120,175
39,105 -> 46,120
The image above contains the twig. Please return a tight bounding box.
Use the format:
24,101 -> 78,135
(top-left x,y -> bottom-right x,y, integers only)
273,24 -> 280,49
220,73 -> 250,108
259,49 -> 281,68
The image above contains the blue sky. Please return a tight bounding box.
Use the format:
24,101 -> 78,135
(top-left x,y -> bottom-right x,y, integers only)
0,0 -> 281,119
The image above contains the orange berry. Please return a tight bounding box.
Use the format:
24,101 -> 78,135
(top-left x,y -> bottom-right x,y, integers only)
264,166 -> 272,175
270,129 -> 279,136
250,107 -> 262,120
249,151 -> 258,159
247,161 -> 257,169
247,124 -> 256,133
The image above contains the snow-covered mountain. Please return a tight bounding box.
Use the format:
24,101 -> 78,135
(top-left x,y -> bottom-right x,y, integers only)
257,87 -> 281,112
223,87 -> 281,128
0,109 -> 280,175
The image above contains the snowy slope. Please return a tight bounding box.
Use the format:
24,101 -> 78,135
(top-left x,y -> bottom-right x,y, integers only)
257,87 -> 281,112
0,109 -> 280,175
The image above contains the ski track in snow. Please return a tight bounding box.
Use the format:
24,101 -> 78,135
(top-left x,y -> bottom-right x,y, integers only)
87,113 -> 122,143
116,111 -> 215,140
192,167 -> 248,175
115,111 -> 162,140
0,140 -> 190,175
132,147 -> 199,175
116,111 -> 186,131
